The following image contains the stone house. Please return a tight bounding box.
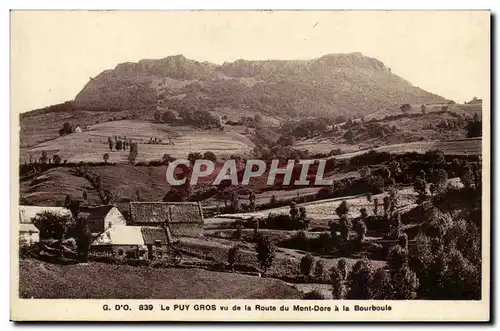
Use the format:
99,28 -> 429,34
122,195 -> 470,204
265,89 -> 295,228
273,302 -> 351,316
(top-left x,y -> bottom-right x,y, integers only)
129,202 -> 204,238
77,205 -> 127,235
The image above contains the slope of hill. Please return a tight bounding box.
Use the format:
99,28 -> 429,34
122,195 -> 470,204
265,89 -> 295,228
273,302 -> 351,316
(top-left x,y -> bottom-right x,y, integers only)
21,120 -> 255,163
19,259 -> 303,299
74,53 -> 448,117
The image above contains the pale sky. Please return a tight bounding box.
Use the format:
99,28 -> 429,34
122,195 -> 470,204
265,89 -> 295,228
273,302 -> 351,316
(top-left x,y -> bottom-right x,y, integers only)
11,11 -> 490,113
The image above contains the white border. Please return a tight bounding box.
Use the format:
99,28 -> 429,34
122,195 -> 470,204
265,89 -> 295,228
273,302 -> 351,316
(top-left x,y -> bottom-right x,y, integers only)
2,1 -> 498,330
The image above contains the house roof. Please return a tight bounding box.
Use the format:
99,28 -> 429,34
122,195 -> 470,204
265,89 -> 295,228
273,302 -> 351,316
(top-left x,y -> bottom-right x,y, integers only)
92,225 -> 145,246
141,227 -> 169,245
77,205 -> 115,222
19,206 -> 72,224
129,202 -> 204,225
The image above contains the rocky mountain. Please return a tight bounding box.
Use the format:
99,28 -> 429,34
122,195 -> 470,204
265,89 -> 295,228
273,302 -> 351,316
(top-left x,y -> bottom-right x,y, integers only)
74,52 -> 448,117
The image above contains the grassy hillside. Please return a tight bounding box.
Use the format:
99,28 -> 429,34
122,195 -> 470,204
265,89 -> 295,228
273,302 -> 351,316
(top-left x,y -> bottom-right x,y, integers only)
19,259 -> 302,299
21,120 -> 255,163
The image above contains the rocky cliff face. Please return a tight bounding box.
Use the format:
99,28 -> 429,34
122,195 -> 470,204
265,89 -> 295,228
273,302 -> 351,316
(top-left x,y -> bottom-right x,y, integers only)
74,53 -> 447,116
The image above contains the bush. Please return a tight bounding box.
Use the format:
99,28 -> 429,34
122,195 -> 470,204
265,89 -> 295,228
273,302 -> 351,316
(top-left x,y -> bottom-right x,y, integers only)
302,289 -> 326,300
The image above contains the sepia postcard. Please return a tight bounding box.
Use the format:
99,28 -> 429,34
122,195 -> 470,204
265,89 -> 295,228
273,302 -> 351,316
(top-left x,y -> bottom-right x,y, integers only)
10,10 -> 490,322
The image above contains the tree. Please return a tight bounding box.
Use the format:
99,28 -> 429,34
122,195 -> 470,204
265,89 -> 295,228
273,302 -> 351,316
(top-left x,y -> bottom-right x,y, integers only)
64,194 -> 72,209
163,187 -> 189,202
421,104 -> 427,114
115,140 -> 123,151
338,258 -> 348,281
59,122 -> 72,136
135,190 -> 142,202
202,151 -> 217,162
128,142 -> 138,164
353,219 -> 367,244
413,176 -> 427,205
465,114 -> 482,138
154,110 -> 162,121
187,152 -> 203,165
162,110 -> 176,123
339,215 -> 350,242
40,151 -> 48,164
335,201 -> 349,218
227,245 -> 241,272
300,253 -> 315,281
50,154 -> 61,165
269,194 -> 278,207
430,169 -> 448,196
373,198 -> 379,215
102,189 -> 114,205
162,153 -> 175,165
359,166 -> 371,178
346,259 -> 373,299
103,153 -> 110,163
400,104 -> 412,113
82,190 -> 88,201
343,129 -> 354,144
256,236 -> 275,274
387,245 -> 419,299
74,217 -> 92,262
314,260 -> 325,281
330,265 -> 345,299
370,268 -> 392,299
298,207 -> 309,230
32,211 -> 70,242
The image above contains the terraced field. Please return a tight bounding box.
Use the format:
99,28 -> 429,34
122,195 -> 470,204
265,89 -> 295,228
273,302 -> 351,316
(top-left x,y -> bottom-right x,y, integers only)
21,120 -> 255,163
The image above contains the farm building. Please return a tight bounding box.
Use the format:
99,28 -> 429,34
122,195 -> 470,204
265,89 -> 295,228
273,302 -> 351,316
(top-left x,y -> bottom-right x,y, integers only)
19,223 -> 40,245
19,206 -> 72,244
141,226 -> 171,259
74,125 -> 82,133
91,225 -> 148,259
129,202 -> 204,238
77,205 -> 127,234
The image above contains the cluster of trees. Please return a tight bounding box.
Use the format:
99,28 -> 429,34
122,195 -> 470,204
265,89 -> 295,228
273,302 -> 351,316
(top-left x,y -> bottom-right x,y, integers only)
153,110 -> 177,123
59,122 -> 73,136
28,200 -> 92,262
465,113 -> 482,138
75,165 -> 113,204
263,202 -> 310,231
